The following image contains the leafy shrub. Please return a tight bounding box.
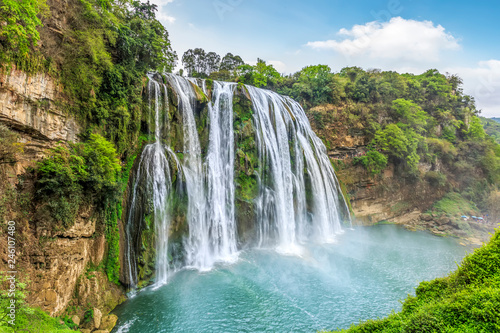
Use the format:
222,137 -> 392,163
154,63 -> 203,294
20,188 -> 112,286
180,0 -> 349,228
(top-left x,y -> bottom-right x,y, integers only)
0,0 -> 48,67
354,151 -> 388,176
82,308 -> 94,324
373,124 -> 408,160
36,134 -> 121,227
424,171 -> 447,188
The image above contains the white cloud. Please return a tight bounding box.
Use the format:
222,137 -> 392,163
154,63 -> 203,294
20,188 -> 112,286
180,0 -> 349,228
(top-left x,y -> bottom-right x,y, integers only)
447,60 -> 500,117
152,0 -> 176,24
268,60 -> 287,73
156,12 -> 176,24
307,17 -> 460,63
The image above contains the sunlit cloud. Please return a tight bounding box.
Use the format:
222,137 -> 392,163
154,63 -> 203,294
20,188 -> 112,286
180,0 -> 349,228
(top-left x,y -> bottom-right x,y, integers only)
447,60 -> 500,117
152,0 -> 176,24
307,17 -> 460,63
268,60 -> 287,73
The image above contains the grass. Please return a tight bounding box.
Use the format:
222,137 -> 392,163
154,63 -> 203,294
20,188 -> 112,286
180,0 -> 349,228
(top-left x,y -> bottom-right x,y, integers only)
0,307 -> 77,332
431,192 -> 479,217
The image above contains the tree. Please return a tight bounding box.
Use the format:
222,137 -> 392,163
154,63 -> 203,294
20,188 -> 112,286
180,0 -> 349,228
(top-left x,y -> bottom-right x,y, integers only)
291,65 -> 333,107
237,58 -> 280,88
486,190 -> 500,221
181,48 -> 208,76
182,48 -> 223,77
182,49 -> 197,76
465,116 -> 486,140
182,48 -> 208,77
373,124 -> 409,160
205,52 -> 221,75
392,98 -> 429,133
220,53 -> 244,71
339,66 -> 365,82
192,48 -> 207,75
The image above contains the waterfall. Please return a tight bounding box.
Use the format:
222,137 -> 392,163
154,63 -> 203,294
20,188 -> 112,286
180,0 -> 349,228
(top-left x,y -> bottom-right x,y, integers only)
124,74 -> 349,288
248,86 -> 348,252
125,75 -> 174,288
204,81 -> 238,263
166,75 -> 238,270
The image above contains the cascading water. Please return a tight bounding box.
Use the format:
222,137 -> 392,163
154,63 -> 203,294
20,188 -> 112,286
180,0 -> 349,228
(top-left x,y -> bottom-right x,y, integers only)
204,81 -> 238,263
165,74 -> 209,270
125,75 -> 174,288
166,75 -> 238,270
248,86 -> 349,252
124,74 -> 349,288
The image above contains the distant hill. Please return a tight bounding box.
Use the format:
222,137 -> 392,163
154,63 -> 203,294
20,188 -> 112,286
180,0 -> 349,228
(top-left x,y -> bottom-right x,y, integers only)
481,117 -> 500,144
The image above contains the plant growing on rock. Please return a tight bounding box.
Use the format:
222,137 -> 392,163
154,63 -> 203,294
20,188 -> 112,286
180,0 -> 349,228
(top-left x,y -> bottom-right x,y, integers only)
36,134 -> 121,228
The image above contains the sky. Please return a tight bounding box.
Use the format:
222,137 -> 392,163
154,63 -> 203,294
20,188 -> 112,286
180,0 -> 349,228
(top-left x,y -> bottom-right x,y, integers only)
153,0 -> 500,117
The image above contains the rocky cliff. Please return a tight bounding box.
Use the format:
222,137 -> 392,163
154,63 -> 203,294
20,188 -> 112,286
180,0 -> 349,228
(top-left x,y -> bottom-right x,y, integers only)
307,103 -> 496,245
0,67 -> 125,326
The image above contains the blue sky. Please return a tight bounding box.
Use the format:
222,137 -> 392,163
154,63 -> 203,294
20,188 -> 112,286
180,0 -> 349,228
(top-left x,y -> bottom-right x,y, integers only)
155,0 -> 500,117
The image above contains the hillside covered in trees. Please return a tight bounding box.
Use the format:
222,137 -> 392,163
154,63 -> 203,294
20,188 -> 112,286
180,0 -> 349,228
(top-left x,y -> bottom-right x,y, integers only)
181,48 -> 500,225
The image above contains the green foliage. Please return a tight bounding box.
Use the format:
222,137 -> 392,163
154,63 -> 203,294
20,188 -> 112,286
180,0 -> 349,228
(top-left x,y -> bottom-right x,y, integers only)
465,116 -> 486,140
424,171 -> 448,188
36,134 -> 121,227
372,124 -> 424,174
426,138 -> 457,164
35,134 -> 125,281
481,117 -> 500,144
220,52 -> 244,72
0,0 -> 47,67
0,275 -> 29,327
288,65 -> 339,107
0,124 -> 24,164
373,124 -> 409,160
250,64 -> 500,201
391,98 -> 429,133
1,0 -> 177,155
431,192 -> 479,217
36,145 -> 86,227
354,151 -> 388,176
236,173 -> 258,202
61,315 -> 78,330
181,48 -> 234,78
327,229 -> 500,332
83,133 -> 122,187
0,275 -> 75,332
237,59 -> 281,88
82,308 -> 94,324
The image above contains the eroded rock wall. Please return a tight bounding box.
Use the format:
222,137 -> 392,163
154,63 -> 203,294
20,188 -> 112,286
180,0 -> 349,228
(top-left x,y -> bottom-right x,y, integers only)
0,67 -> 125,318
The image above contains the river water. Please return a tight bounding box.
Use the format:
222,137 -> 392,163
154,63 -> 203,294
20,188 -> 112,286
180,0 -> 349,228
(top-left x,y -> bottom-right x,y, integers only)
112,225 -> 470,333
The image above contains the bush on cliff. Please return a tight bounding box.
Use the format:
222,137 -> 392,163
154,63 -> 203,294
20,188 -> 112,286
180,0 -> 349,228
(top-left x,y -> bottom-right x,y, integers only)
36,133 -> 121,227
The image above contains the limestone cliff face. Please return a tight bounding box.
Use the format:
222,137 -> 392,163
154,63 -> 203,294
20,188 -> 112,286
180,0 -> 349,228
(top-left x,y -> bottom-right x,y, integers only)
0,67 -> 125,317
308,107 -> 496,244
0,66 -> 80,142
